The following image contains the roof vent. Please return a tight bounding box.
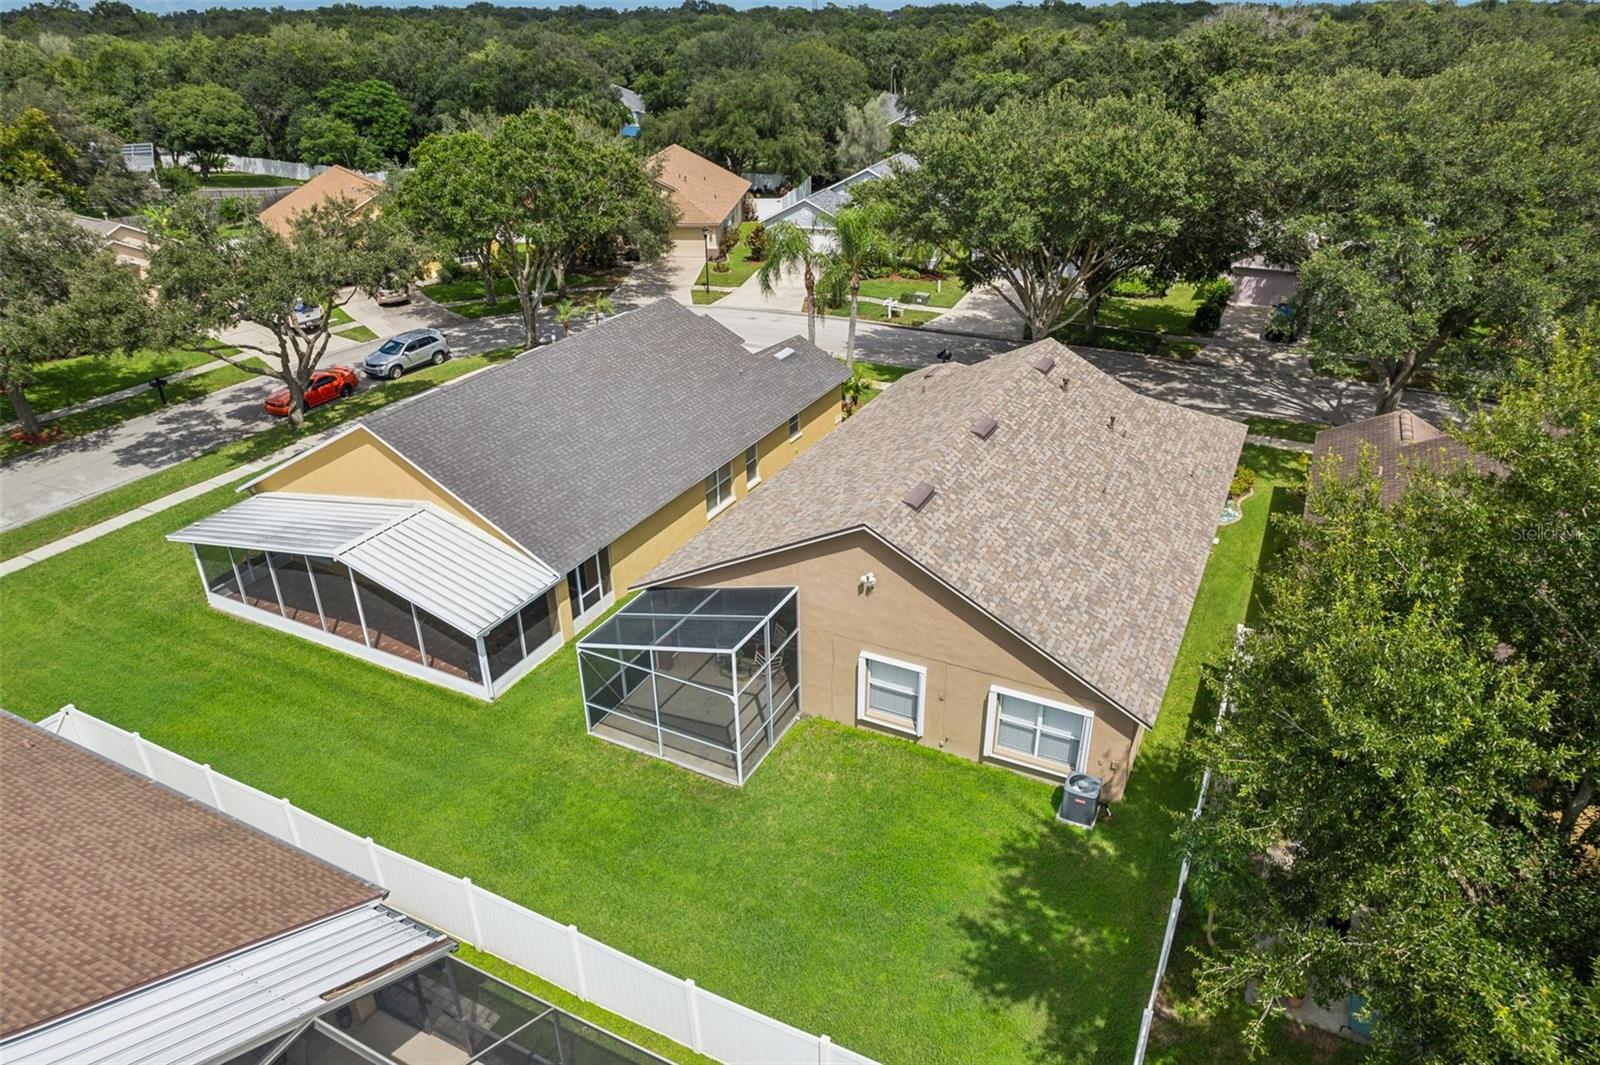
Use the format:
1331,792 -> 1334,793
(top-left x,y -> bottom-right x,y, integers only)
1032,355 -> 1056,375
902,481 -> 936,512
969,415 -> 998,440
772,346 -> 795,361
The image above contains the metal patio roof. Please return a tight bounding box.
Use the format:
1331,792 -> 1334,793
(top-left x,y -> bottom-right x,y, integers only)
0,904 -> 451,1065
168,494 -> 560,636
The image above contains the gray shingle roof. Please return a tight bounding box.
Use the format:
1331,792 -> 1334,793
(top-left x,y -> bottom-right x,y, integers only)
1311,410 -> 1500,508
644,341 -> 1246,728
362,300 -> 847,574
769,153 -> 916,228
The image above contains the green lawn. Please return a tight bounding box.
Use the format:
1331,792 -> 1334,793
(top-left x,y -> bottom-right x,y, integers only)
334,324 -> 379,343
1244,416 -> 1327,444
423,270 -> 625,311
1067,284 -> 1205,337
690,289 -> 730,305
1,357 -> 264,462
828,300 -> 941,327
19,346 -> 232,415
0,437 -> 1297,1063
0,349 -> 521,562
855,361 -> 916,386
856,273 -> 966,309
325,306 -> 354,327
202,172 -> 304,189
694,222 -> 764,287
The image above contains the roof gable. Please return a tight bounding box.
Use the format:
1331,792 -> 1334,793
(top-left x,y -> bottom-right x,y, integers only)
258,165 -> 382,239
1311,410 -> 1499,507
648,145 -> 750,227
644,342 -> 1246,727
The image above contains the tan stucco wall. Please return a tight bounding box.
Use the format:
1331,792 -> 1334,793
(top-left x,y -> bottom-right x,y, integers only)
249,427 -> 519,548
664,530 -> 1145,801
608,387 -> 843,594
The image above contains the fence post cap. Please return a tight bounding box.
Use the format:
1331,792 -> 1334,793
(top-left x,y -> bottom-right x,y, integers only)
462,876 -> 473,886
685,978 -> 696,989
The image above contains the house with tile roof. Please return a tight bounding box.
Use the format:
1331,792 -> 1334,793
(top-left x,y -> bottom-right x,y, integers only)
765,153 -> 914,250
1310,410 -> 1499,509
648,144 -> 751,250
257,164 -> 382,240
636,340 -> 1245,800
167,301 -> 848,699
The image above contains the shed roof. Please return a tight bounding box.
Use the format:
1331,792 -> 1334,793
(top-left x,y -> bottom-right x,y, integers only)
644,341 -> 1247,728
0,713 -> 383,1039
1310,410 -> 1499,508
649,144 -> 750,227
357,300 -> 848,574
167,494 -> 559,636
257,165 -> 381,240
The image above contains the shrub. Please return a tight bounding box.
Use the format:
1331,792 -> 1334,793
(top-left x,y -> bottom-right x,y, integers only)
217,196 -> 251,225
155,164 -> 199,195
1191,276 -> 1234,334
1229,464 -> 1256,499
439,257 -> 474,283
1109,269 -> 1168,298
746,223 -> 767,261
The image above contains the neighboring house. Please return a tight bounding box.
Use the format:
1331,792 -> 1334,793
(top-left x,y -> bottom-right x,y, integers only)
168,301 -> 848,700
884,92 -> 916,127
765,153 -> 914,250
1228,256 -> 1300,307
648,144 -> 751,251
257,164 -> 382,240
615,84 -> 645,137
619,340 -> 1246,795
0,712 -> 661,1065
72,215 -> 152,277
1310,410 -> 1498,508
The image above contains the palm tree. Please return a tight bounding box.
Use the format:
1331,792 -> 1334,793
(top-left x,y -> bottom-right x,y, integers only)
817,206 -> 892,370
553,299 -> 578,336
755,222 -> 825,345
586,294 -> 616,325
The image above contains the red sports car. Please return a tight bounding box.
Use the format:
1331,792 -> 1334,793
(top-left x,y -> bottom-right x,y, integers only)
263,366 -> 359,418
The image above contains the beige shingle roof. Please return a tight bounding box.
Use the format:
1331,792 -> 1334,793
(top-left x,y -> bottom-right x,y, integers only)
649,145 -> 750,227
645,341 -> 1246,727
1311,410 -> 1498,507
0,713 -> 381,1037
257,165 -> 382,239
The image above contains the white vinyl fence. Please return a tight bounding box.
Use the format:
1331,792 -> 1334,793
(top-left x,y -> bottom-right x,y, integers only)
1131,625 -> 1247,1064
35,705 -> 875,1065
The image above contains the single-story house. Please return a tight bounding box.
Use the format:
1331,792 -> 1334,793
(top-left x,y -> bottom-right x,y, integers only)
168,300 -> 848,700
649,144 -> 751,252
258,164 -> 382,240
764,153 -> 915,251
603,340 -> 1246,794
72,215 -> 152,277
0,712 -> 657,1065
1310,410 -> 1498,508
1228,256 -> 1300,308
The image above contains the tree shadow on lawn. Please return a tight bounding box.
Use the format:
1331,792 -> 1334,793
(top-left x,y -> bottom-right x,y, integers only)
1245,483 -> 1305,630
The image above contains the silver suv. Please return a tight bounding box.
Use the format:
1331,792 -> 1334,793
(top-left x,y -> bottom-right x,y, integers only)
363,329 -> 450,380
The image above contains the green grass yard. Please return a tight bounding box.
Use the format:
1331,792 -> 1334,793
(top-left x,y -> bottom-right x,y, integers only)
1244,416 -> 1327,445
0,349 -> 521,562
1067,284 -> 1205,337
202,172 -> 304,189
856,274 -> 966,309
690,289 -> 730,305
334,324 -> 379,343
19,346 -> 232,415
694,222 -> 764,288
0,440 -> 1301,1064
826,300 -> 941,327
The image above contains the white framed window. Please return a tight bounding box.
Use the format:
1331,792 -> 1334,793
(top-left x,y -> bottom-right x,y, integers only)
788,413 -> 802,440
566,547 -> 611,620
984,685 -> 1093,775
744,443 -> 761,487
857,651 -> 926,737
704,462 -> 734,516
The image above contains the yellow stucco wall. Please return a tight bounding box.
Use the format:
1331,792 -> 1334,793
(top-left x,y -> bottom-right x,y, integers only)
606,387 -> 843,595
249,427 -> 519,548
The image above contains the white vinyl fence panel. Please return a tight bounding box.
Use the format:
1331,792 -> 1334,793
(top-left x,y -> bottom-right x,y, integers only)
32,705 -> 875,1065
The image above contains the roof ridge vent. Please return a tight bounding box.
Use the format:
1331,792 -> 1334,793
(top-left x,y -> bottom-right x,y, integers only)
902,481 -> 936,512
1032,355 -> 1056,375
969,415 -> 998,440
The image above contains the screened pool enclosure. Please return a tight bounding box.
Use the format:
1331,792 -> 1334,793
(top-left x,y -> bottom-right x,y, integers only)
169,494 -> 562,699
577,588 -> 800,784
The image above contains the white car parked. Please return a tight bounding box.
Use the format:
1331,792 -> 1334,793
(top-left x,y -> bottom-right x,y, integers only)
362,329 -> 451,380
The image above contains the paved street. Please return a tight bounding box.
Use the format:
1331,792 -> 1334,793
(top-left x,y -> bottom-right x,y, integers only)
0,269 -> 1466,533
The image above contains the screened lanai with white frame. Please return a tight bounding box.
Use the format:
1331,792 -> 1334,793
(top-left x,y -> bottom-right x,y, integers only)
577,587 -> 799,784
168,493 -> 562,699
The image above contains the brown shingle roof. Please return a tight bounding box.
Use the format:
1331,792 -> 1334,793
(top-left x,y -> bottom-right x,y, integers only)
257,165 -> 382,239
0,713 -> 381,1037
1311,410 -> 1498,507
644,341 -> 1247,728
648,145 -> 750,228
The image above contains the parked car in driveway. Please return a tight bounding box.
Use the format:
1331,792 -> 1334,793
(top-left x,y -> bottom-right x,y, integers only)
363,329 -> 450,380
374,280 -> 412,306
292,299 -> 324,333
263,366 -> 358,417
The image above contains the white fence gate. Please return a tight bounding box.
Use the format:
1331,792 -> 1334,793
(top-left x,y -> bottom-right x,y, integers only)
35,705 -> 876,1065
